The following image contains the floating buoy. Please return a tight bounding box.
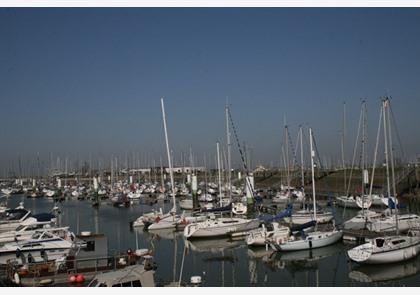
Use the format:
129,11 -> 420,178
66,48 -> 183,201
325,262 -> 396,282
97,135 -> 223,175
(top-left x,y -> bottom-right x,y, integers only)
68,275 -> 77,283
76,274 -> 85,283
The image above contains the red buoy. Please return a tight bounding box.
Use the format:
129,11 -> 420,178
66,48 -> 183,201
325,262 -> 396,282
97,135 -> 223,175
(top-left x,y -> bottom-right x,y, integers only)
76,274 -> 85,283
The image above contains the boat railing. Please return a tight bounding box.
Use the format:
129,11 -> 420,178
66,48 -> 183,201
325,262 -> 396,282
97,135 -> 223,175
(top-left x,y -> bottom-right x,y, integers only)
4,252 -> 150,281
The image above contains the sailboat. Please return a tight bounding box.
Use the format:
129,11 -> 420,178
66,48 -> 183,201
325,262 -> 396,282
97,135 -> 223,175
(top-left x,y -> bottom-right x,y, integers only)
270,128 -> 342,251
183,105 -> 260,239
347,98 -> 420,264
282,126 -> 333,225
148,98 -> 182,231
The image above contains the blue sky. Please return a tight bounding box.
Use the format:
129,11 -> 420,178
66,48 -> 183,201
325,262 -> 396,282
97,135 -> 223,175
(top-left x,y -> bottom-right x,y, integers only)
1,8 -> 419,175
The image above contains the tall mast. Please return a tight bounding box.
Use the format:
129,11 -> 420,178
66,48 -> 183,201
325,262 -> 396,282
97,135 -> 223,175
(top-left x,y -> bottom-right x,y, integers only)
385,98 -> 399,233
285,123 -> 291,190
342,101 -> 347,195
382,99 -> 392,206
226,104 -> 232,203
217,142 -> 222,200
309,128 -> 317,222
161,98 -> 176,213
299,126 -> 305,191
361,100 -> 367,214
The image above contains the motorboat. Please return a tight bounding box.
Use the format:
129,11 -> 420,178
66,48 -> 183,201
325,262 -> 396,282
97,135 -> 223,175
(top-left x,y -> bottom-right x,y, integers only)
0,208 -> 32,233
87,256 -> 156,287
0,230 -> 75,265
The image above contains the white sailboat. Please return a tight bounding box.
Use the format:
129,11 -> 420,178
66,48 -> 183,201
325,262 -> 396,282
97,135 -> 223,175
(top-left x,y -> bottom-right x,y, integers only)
347,98 -> 420,264
347,231 -> 420,264
148,98 -> 181,231
183,105 -> 260,239
270,128 -> 342,251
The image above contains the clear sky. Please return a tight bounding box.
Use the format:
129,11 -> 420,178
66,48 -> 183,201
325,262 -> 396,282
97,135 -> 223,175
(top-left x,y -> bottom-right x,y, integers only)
1,8 -> 419,176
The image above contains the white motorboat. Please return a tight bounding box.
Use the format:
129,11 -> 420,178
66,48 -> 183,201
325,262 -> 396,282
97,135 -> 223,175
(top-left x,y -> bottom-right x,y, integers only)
347,231 -> 420,264
1,189 -> 12,196
87,257 -> 156,287
0,230 -> 74,265
0,225 -> 70,245
0,208 -> 32,233
183,216 -> 260,238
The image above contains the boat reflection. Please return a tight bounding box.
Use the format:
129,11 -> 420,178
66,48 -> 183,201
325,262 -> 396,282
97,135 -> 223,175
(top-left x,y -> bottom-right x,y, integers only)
264,243 -> 345,271
349,257 -> 420,283
185,237 -> 244,253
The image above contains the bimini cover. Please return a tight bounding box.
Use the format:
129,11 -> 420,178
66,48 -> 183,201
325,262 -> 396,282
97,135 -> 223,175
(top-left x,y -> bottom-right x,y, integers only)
32,213 -> 56,222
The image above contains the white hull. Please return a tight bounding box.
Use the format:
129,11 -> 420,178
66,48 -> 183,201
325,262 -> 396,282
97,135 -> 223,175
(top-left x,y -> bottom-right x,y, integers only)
0,247 -> 70,265
179,199 -> 193,210
284,211 -> 333,225
184,218 -> 260,238
343,210 -> 383,231
271,230 -> 343,251
348,235 -> 420,264
367,214 -> 420,233
148,215 -> 180,230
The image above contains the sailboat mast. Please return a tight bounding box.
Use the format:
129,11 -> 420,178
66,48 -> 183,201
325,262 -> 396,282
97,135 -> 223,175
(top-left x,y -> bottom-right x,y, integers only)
382,99 -> 392,204
217,142 -> 222,199
226,105 -> 232,203
385,98 -> 399,233
342,102 -> 347,194
300,126 -> 305,190
309,128 -> 317,222
361,100 -> 367,214
161,98 -> 176,213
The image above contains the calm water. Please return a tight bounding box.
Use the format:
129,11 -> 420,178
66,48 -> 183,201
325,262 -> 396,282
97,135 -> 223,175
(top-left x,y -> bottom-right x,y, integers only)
3,194 -> 420,287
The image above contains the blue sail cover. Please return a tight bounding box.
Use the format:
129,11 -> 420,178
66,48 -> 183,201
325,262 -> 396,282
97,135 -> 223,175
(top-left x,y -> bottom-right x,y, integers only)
290,220 -> 317,232
259,204 -> 293,223
387,197 -> 406,209
32,213 -> 56,222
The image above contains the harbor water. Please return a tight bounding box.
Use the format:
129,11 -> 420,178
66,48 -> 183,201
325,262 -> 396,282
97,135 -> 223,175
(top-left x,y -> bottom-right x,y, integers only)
3,194 -> 420,287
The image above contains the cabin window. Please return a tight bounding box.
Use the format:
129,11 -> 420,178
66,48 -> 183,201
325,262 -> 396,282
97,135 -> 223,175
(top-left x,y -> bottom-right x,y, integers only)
392,239 -> 405,245
122,282 -> 132,287
132,280 -> 142,287
84,241 -> 95,252
88,279 -> 98,287
112,283 -> 122,287
376,239 -> 385,247
98,283 -> 107,287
